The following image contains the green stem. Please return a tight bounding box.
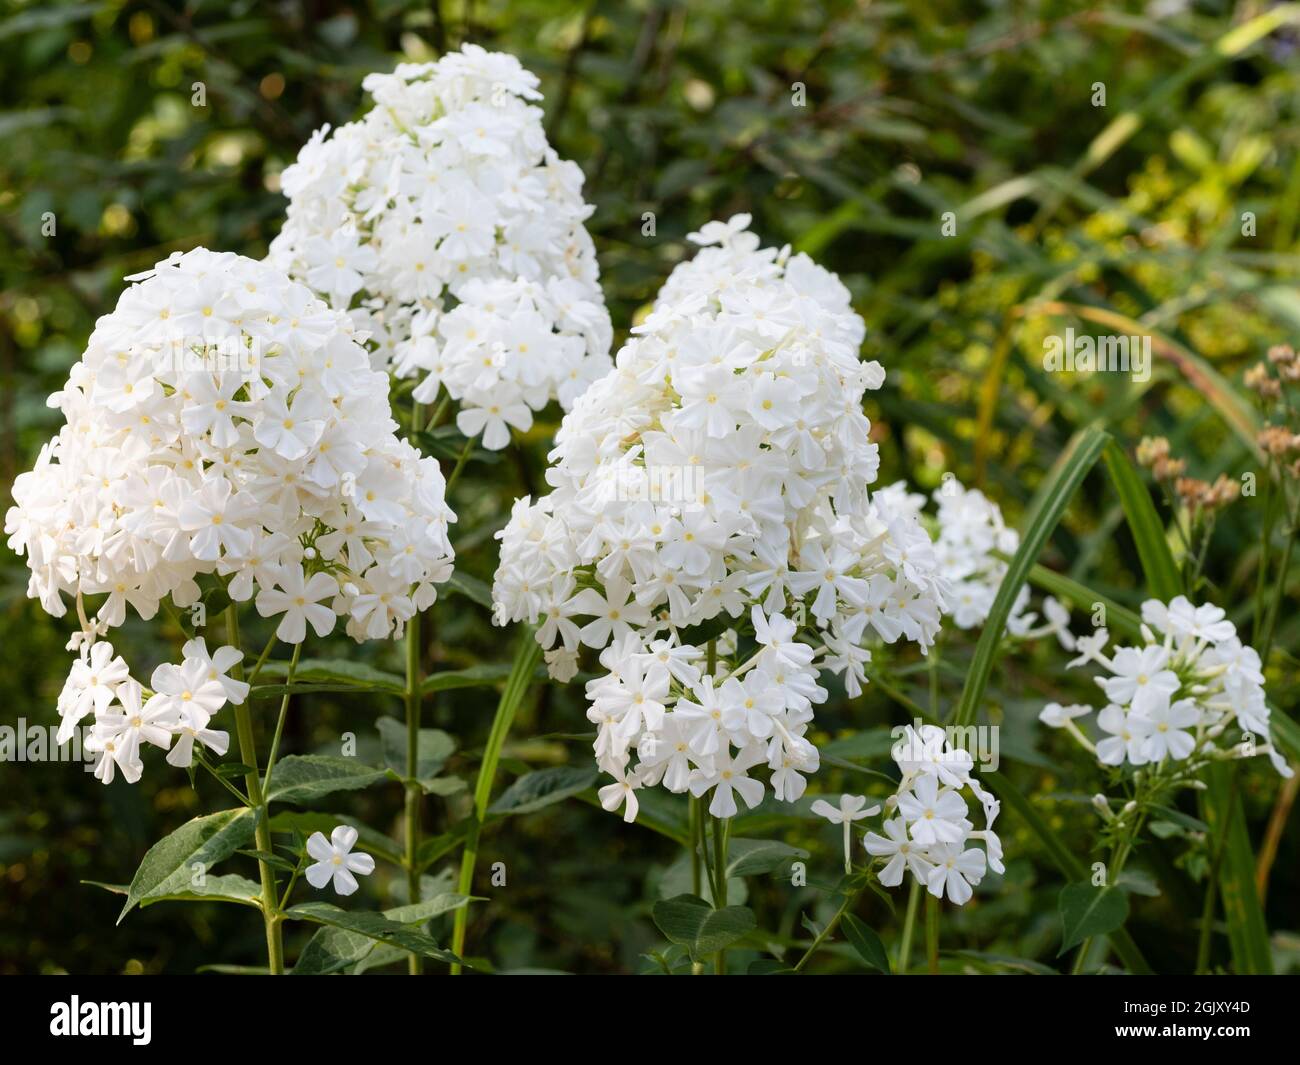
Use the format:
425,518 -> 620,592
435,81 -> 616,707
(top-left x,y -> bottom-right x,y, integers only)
245,630 -> 279,687
711,814 -> 730,974
898,878 -> 922,973
1259,523 -> 1296,667
425,392 -> 451,432
226,607 -> 284,975
792,886 -> 861,973
689,796 -> 702,897
404,607 -> 425,975
449,634 -> 541,974
1072,810 -> 1147,973
262,642 -> 301,788
925,892 -> 940,974
194,751 -> 253,807
1253,469 -> 1275,643
1196,767 -> 1240,974
444,436 -> 474,497
278,858 -> 303,911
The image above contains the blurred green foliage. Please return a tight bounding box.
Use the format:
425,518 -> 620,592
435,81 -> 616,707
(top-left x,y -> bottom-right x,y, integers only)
1,0 -> 1298,974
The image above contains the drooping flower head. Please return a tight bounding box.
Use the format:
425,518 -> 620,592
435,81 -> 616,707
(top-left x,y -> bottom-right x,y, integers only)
6,248 -> 456,780
269,44 -> 613,449
492,216 -> 947,819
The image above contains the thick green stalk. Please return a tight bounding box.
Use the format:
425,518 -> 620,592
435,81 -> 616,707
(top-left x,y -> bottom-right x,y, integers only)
226,607 -> 284,975
449,634 -> 541,973
712,814 -> 729,974
898,879 -> 922,973
688,796 -> 702,896
404,608 -> 425,975
925,893 -> 940,974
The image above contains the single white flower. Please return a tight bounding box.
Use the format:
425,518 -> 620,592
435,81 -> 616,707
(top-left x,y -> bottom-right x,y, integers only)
305,825 -> 376,896
811,793 -> 880,873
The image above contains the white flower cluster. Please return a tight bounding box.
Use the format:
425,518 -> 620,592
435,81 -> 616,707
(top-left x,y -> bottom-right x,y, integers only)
862,725 -> 1003,906
5,249 -> 456,752
589,609 -> 829,822
64,638 -> 244,785
269,44 -> 612,449
876,478 -> 1074,642
493,215 -> 948,818
1040,596 -> 1292,778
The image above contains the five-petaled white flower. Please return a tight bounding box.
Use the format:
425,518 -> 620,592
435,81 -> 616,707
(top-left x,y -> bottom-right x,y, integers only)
305,825 -> 376,896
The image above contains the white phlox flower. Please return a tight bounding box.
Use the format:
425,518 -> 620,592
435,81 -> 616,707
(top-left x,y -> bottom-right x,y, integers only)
269,45 -> 613,450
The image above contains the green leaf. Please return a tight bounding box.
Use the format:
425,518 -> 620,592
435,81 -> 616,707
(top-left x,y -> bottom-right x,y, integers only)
376,716 -> 455,782
256,658 -> 404,694
651,894 -> 757,961
724,838 -> 810,878
286,902 -> 461,965
1058,882 -> 1130,954
950,950 -> 1057,975
235,849 -> 296,873
1021,563 -> 1142,639
1102,439 -> 1182,600
953,425 -> 1110,729
118,809 -> 256,922
421,663 -> 515,694
265,755 -> 393,806
841,914 -> 890,973
87,874 -> 262,910
445,571 -> 493,609
292,894 -> 473,975
1202,765 -> 1273,974
489,765 -> 598,816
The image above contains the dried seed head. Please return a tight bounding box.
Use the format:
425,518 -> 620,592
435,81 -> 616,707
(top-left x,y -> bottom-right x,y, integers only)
1245,363 -> 1281,398
1136,436 -> 1170,468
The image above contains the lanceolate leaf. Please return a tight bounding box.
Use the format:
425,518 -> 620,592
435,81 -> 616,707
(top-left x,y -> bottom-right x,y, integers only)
292,895 -> 473,975
286,902 -> 461,965
421,662 -> 514,694
88,874 -> 262,910
119,808 -> 256,922
488,765 -> 598,816
1058,883 -> 1130,954
841,914 -> 891,973
1202,765 -> 1273,974
1021,563 -> 1142,638
724,838 -> 810,879
265,755 -> 393,805
1101,439 -> 1183,600
377,716 -> 455,781
256,658 -> 405,694
445,571 -> 493,609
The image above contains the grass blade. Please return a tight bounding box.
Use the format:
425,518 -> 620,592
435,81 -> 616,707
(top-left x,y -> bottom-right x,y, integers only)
953,425 -> 1110,730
